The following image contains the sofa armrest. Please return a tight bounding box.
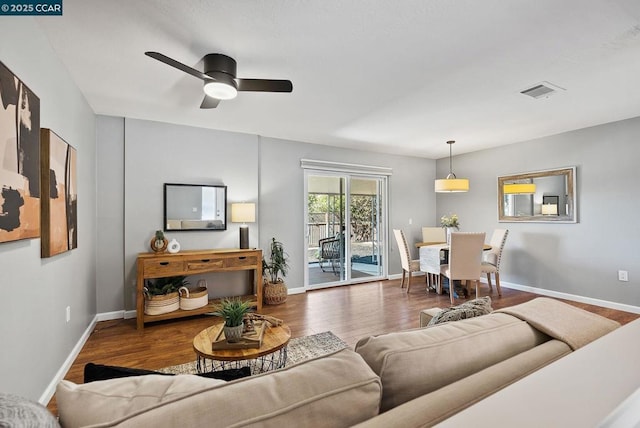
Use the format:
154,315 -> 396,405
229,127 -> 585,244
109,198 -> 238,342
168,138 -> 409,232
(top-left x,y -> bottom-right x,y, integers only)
419,307 -> 442,327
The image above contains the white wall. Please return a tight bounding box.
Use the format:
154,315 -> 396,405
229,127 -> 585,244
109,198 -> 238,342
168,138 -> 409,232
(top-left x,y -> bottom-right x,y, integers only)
437,116 -> 640,307
0,19 -> 97,400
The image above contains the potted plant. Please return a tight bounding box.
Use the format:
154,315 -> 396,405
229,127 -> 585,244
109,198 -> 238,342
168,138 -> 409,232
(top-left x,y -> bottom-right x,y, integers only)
213,297 -> 253,342
143,275 -> 189,315
262,237 -> 290,305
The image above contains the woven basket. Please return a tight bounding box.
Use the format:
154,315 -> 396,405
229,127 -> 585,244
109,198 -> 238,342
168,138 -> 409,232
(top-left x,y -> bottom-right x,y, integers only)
144,291 -> 179,315
264,281 -> 288,305
178,286 -> 208,310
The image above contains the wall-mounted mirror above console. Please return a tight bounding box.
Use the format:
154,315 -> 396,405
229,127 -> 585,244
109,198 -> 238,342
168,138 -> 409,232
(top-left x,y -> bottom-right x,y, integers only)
164,183 -> 227,231
498,166 -> 576,223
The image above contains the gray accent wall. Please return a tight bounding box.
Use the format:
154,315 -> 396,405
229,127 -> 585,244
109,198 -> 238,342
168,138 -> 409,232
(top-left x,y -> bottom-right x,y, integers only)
436,116 -> 640,306
0,19 -> 97,400
258,137 -> 437,289
96,116 -> 124,313
121,118 -> 260,309
99,119 -> 435,311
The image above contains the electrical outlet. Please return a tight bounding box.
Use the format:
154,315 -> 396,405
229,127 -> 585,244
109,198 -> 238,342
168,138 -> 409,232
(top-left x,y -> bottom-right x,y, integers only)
409,218 -> 413,225
66,306 -> 71,323
618,270 -> 629,282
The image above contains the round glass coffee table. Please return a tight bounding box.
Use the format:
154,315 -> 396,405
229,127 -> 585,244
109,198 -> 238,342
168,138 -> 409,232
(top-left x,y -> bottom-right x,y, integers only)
193,322 -> 291,374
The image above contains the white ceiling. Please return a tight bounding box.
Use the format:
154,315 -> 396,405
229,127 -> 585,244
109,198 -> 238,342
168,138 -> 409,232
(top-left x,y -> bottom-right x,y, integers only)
36,0 -> 640,159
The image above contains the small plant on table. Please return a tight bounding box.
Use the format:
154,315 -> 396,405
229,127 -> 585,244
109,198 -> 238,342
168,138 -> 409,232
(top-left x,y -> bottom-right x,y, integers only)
213,297 -> 253,342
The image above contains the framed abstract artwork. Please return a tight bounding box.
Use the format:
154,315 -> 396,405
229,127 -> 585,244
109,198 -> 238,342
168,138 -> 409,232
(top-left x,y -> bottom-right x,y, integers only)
41,129 -> 77,258
0,60 -> 41,244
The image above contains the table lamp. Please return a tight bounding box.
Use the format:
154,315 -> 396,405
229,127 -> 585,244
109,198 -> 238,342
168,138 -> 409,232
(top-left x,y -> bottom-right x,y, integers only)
231,203 -> 255,249
541,204 -> 558,216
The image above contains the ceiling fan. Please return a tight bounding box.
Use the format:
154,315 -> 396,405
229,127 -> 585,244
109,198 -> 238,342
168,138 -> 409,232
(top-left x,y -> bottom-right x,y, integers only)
145,51 -> 293,109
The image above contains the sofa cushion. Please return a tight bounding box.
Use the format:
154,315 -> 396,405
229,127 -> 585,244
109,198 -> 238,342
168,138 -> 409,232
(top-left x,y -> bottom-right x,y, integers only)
427,296 -> 493,326
62,348 -> 382,428
353,339 -> 572,427
56,374 -> 227,427
355,312 -> 550,411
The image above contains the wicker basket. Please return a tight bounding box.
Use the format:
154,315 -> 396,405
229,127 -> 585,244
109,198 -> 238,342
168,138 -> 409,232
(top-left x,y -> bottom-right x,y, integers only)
144,291 -> 179,315
178,286 -> 209,310
264,281 -> 288,305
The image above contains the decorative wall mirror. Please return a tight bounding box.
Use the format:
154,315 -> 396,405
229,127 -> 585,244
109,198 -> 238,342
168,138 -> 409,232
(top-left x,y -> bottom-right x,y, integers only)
498,167 -> 576,223
164,183 -> 227,231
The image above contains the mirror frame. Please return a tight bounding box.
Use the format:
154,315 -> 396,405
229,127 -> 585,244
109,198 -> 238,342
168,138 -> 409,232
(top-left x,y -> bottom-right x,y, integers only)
498,166 -> 577,223
163,183 -> 228,231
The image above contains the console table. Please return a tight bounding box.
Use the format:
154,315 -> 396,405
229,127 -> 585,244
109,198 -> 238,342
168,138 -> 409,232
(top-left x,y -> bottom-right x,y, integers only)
136,248 -> 262,330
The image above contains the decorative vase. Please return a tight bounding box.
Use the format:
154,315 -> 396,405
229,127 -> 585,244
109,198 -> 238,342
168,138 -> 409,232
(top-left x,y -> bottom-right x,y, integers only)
264,281 -> 288,305
150,237 -> 168,253
223,324 -> 244,343
446,227 -> 456,245
167,238 -> 181,254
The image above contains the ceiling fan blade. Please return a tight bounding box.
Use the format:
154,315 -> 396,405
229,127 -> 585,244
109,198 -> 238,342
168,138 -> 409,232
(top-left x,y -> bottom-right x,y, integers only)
200,95 -> 220,109
145,51 -> 210,81
237,79 -> 293,92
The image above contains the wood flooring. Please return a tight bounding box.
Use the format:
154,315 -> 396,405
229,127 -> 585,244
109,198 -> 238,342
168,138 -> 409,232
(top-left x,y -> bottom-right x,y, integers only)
47,279 -> 639,415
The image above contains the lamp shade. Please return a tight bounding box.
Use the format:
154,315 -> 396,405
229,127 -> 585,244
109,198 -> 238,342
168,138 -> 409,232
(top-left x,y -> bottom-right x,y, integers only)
435,140 -> 469,193
434,178 -> 469,193
541,204 -> 558,215
231,203 -> 255,223
503,183 -> 536,194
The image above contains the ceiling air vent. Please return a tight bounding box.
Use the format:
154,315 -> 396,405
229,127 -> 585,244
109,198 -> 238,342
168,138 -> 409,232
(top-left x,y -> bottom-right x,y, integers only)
520,81 -> 565,99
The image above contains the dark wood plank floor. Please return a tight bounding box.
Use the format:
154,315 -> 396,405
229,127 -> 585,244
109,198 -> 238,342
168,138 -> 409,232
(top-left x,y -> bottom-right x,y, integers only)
47,279 -> 639,415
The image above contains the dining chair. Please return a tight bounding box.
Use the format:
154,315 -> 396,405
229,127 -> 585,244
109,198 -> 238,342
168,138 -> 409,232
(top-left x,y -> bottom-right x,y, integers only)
421,227 -> 446,244
393,229 -> 421,292
481,229 -> 509,296
440,232 -> 485,304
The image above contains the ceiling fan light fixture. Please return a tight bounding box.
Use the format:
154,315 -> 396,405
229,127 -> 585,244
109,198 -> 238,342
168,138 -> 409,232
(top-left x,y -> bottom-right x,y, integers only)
435,140 -> 469,193
204,80 -> 238,100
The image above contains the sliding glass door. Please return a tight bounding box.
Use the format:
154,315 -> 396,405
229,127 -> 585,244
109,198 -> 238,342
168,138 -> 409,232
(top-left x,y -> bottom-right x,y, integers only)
305,171 -> 386,289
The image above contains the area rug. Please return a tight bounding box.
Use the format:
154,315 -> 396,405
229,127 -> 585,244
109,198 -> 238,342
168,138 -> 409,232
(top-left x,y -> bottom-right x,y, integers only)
158,331 -> 348,375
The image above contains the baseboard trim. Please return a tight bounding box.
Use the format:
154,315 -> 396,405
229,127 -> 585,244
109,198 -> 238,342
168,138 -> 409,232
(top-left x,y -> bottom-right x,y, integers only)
288,286 -> 306,295
40,315 -> 98,405
497,281 -> 640,314
95,310 -> 125,322
388,272 -> 425,281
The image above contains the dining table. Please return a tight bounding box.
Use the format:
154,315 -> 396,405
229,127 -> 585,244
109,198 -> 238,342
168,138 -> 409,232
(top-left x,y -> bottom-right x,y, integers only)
417,242 -> 492,296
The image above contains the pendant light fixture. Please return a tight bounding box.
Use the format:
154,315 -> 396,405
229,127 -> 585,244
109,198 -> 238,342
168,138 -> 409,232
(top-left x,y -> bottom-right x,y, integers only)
434,140 -> 469,193
503,183 -> 536,194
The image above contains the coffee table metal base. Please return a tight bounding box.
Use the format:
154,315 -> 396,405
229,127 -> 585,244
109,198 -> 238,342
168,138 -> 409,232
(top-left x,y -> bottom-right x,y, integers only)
196,346 -> 288,374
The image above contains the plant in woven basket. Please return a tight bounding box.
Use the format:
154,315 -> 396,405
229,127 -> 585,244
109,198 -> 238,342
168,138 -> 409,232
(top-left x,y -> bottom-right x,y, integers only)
144,276 -> 190,297
262,238 -> 290,305
143,276 -> 189,316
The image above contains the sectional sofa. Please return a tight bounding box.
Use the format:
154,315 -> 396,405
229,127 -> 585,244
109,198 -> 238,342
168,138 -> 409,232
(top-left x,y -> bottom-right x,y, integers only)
54,298 -> 620,427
